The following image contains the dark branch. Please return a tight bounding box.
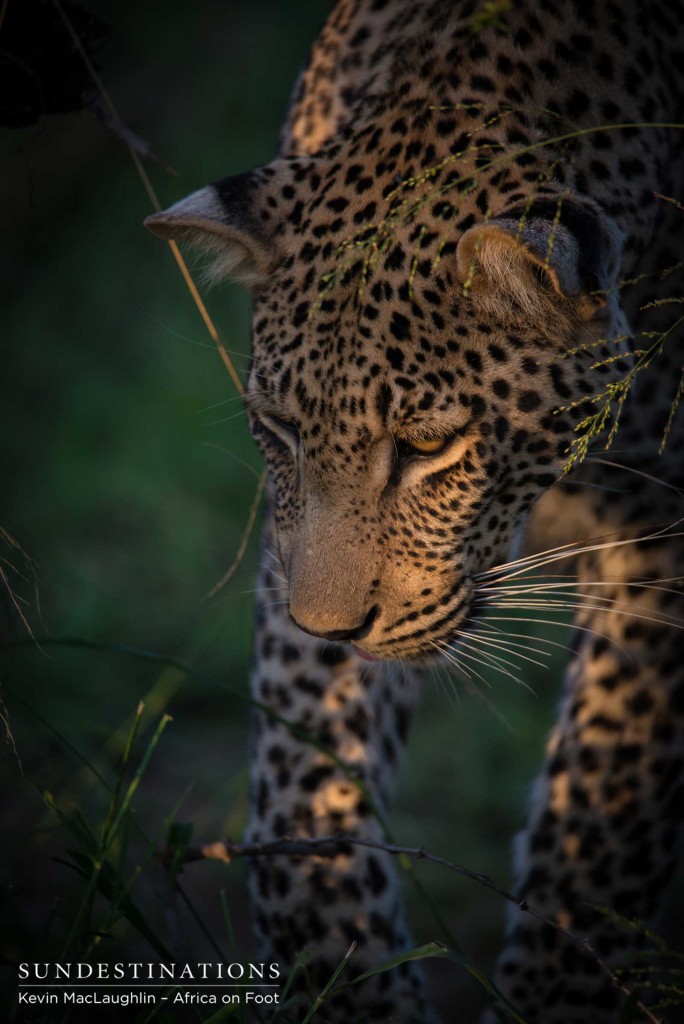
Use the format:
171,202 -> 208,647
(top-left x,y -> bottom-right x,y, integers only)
160,832 -> 661,1023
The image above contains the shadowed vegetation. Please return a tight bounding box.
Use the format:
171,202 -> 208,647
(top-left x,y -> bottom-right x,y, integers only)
2,2 -> 684,1022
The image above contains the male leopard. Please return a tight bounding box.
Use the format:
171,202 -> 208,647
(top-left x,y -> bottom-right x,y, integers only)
146,1 -> 684,1020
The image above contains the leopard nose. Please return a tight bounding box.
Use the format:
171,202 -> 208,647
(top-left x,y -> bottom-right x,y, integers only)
291,604 -> 379,643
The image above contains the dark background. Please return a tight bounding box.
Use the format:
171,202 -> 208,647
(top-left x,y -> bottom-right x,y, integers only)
3,2 -> 681,1021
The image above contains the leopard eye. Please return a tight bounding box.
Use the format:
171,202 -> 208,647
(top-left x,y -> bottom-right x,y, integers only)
258,414 -> 300,453
395,435 -> 449,459
408,436 -> 448,454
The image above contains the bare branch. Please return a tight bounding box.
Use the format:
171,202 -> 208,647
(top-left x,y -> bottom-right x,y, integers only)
49,0 -> 244,396
206,470 -> 267,599
161,833 -> 662,1024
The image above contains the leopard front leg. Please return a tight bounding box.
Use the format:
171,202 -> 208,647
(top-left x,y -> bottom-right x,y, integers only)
490,534 -> 684,1023
246,516 -> 437,1023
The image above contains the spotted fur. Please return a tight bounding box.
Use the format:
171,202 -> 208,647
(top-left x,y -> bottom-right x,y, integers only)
146,1 -> 684,1020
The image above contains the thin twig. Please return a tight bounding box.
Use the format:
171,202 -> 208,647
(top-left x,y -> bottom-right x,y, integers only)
85,90 -> 176,172
49,0 -> 257,590
0,527 -> 40,647
167,834 -> 662,1024
206,470 -> 267,599
49,0 -> 244,397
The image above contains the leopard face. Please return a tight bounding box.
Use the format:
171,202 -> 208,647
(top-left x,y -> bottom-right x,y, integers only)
143,3 -> 684,1019
146,143 -> 628,662
240,188 -> 627,661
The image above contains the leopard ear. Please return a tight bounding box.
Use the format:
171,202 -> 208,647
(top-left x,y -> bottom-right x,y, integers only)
456,201 -> 623,323
144,164 -> 293,289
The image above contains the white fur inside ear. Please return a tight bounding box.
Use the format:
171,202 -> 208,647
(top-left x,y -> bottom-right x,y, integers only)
144,186 -> 273,289
190,230 -> 271,289
161,186 -> 228,223
457,225 -> 565,325
454,224 -> 589,327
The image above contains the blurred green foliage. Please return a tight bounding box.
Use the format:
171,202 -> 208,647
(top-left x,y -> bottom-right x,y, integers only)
3,2 -> 683,1022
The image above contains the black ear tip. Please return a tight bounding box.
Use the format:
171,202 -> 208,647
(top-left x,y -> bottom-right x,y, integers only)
583,272 -> 602,292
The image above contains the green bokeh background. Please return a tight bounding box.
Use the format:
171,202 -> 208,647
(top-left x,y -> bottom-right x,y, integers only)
6,2 -> 676,1021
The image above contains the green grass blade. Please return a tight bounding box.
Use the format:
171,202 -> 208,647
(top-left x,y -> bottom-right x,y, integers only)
101,700 -> 145,848
334,941 -> 530,1024
4,640 -> 464,949
300,943 -> 357,1024
57,850 -> 173,960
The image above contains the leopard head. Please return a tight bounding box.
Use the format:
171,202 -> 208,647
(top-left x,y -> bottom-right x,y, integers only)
146,154 -> 627,660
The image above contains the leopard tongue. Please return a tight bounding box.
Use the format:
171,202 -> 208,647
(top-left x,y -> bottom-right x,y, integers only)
352,645 -> 382,663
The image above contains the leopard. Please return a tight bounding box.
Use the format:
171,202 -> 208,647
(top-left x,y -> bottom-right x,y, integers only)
145,1 -> 684,1021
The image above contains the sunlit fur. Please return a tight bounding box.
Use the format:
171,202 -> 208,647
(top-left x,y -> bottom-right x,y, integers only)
147,1 -> 684,1021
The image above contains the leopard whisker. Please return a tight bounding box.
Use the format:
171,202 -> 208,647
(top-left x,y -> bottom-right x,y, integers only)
586,456 -> 684,496
487,529 -> 684,585
480,614 -> 630,654
479,576 -> 684,597
479,586 -> 684,619
454,634 -> 523,676
200,393 -> 249,413
482,597 -> 684,630
476,519 -> 684,583
473,624 -> 576,656
430,660 -> 514,731
444,636 -> 533,693
242,586 -> 286,595
206,408 -> 253,428
429,639 -> 493,691
456,628 -> 550,668
431,664 -> 464,714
